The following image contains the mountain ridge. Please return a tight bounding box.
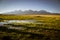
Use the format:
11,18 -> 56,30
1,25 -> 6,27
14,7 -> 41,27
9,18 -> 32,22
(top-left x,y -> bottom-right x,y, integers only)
1,10 -> 60,15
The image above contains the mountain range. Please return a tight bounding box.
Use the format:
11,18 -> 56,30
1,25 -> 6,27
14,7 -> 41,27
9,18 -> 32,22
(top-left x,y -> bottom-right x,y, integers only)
2,10 -> 60,15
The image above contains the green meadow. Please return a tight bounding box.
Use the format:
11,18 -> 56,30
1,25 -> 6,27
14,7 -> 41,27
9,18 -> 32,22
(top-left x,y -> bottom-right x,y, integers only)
0,14 -> 60,40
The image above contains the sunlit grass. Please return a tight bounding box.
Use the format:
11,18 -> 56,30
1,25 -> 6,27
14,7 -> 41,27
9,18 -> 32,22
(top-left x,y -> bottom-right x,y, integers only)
0,14 -> 60,40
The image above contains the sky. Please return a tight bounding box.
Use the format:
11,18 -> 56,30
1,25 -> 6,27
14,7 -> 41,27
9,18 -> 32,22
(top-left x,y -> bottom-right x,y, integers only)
0,0 -> 60,13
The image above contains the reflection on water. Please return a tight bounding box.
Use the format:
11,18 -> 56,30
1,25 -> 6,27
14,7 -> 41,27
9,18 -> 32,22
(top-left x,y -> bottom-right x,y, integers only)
0,20 -> 34,24
0,20 -> 43,26
8,26 -> 26,30
0,22 -> 8,26
7,20 -> 35,23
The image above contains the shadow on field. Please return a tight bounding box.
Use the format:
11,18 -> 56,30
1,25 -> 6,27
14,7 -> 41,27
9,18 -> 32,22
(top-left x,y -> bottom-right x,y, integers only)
2,36 -> 12,40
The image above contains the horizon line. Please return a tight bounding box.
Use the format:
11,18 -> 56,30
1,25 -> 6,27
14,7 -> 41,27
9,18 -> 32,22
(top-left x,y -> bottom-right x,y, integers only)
0,9 -> 60,14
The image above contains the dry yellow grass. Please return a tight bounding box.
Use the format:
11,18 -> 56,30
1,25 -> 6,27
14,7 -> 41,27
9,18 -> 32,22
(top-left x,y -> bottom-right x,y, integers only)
17,14 -> 60,17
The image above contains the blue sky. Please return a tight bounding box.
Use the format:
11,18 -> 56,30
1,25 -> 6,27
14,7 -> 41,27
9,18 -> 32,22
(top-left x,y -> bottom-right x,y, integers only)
0,0 -> 60,13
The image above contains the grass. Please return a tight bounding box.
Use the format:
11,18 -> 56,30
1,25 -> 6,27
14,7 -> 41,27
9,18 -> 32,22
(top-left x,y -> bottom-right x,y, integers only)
0,14 -> 60,28
0,14 -> 60,40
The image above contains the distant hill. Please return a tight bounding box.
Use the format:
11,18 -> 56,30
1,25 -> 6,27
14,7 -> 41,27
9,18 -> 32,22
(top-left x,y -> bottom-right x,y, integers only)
1,10 -> 60,15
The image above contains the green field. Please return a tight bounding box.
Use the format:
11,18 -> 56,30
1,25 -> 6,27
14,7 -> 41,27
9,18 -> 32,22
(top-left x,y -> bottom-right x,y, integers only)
0,14 -> 60,40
